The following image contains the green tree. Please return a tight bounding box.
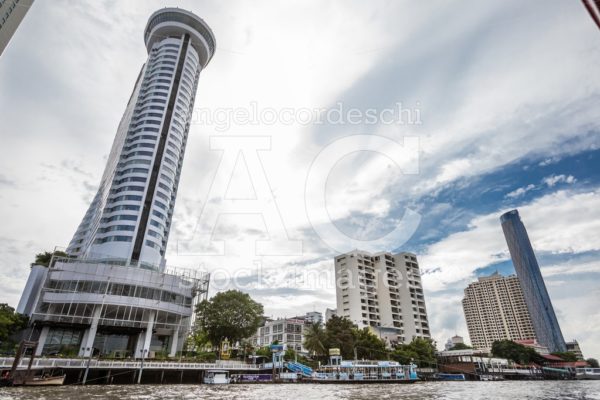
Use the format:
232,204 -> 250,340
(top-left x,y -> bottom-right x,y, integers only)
303,322 -> 327,358
586,358 -> 599,368
185,328 -> 211,353
391,337 -> 437,367
491,340 -> 544,364
353,327 -> 388,360
194,290 -> 263,347
34,250 -> 69,267
324,316 -> 356,359
284,347 -> 297,361
0,304 -> 28,352
255,345 -> 272,358
449,343 -> 472,350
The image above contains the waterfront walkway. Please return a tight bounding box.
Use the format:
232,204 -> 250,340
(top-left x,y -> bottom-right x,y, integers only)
0,357 -> 271,371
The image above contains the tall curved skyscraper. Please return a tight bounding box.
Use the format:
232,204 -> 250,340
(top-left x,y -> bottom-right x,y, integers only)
66,8 -> 216,269
500,209 -> 566,352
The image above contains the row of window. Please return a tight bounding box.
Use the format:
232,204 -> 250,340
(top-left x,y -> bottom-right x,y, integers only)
98,224 -> 135,234
104,204 -> 140,213
46,279 -> 192,307
94,235 -> 132,244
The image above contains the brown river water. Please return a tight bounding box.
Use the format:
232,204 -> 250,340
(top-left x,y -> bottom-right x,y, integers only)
1,381 -> 599,400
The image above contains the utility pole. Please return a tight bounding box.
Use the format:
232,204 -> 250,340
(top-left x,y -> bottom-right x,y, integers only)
82,347 -> 93,385
137,349 -> 147,384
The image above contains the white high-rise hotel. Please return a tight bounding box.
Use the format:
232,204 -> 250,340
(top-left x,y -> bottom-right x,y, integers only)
17,8 -> 214,359
334,250 -> 431,344
67,8 -> 215,269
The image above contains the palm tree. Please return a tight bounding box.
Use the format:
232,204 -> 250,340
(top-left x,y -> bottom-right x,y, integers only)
303,322 -> 327,358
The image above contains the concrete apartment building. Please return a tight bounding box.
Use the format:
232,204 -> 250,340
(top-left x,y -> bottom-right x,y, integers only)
325,308 -> 337,323
462,272 -> 536,349
334,250 -> 431,345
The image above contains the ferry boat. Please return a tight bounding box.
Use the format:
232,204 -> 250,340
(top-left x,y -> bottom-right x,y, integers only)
203,370 -> 230,384
575,368 -> 600,380
310,360 -> 419,383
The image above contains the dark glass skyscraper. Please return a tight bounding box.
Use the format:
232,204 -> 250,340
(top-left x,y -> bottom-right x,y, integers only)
500,209 -> 566,352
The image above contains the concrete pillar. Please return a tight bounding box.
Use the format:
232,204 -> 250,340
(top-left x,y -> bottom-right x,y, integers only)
168,326 -> 179,358
134,331 -> 144,358
137,311 -> 155,358
80,306 -> 102,357
78,329 -> 89,357
35,326 -> 50,356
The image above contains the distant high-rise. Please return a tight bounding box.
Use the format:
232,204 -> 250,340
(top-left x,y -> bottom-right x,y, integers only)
66,8 -> 216,269
334,250 -> 431,344
500,209 -> 566,352
462,273 -> 536,349
0,0 -> 34,56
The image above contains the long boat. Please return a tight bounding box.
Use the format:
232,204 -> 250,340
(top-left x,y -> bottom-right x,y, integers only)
308,360 -> 419,383
24,374 -> 66,386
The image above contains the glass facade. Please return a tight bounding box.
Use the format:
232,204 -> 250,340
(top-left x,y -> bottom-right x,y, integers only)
93,332 -> 137,358
42,327 -> 83,356
500,209 -> 566,352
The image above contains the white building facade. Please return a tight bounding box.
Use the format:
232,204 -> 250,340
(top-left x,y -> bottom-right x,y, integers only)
66,8 -> 216,269
251,318 -> 307,354
334,250 -> 431,345
17,8 -> 215,359
304,311 -> 323,325
325,308 -> 337,323
462,272 -> 536,350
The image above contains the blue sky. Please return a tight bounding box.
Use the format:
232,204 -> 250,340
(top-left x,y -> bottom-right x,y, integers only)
0,0 -> 599,357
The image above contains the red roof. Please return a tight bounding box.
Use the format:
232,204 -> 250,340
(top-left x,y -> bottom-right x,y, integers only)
541,354 -> 564,361
515,339 -> 536,345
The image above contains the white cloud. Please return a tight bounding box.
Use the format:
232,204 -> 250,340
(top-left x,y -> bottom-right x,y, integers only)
539,156 -> 561,167
1,0 -> 600,359
505,184 -> 536,199
543,174 -> 577,187
421,188 -> 600,356
421,189 -> 600,291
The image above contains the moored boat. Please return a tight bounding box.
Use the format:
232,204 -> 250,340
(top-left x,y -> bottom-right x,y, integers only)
435,373 -> 466,381
24,374 -> 66,386
203,370 -> 230,384
310,360 -> 419,383
575,368 -> 600,380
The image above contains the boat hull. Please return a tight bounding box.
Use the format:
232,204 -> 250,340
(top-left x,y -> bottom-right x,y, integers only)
24,375 -> 66,386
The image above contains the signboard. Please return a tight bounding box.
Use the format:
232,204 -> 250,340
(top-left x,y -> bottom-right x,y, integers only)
329,348 -> 341,356
270,344 -> 284,352
236,374 -> 272,382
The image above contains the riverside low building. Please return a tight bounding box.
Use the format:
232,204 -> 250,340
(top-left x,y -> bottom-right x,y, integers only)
251,317 -> 308,354
19,255 -> 208,358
